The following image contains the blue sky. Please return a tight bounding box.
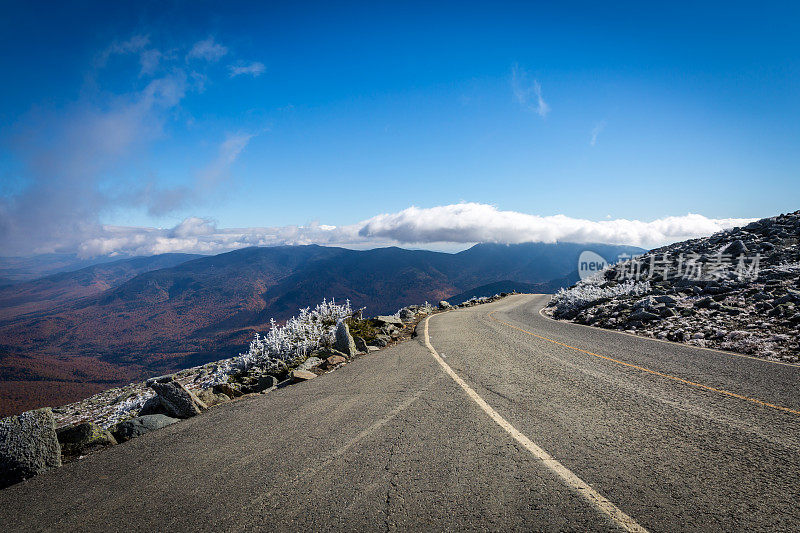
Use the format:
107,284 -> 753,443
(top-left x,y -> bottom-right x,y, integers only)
0,1 -> 798,256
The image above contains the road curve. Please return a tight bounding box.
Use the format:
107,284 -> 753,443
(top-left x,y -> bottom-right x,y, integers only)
1,294 -> 798,531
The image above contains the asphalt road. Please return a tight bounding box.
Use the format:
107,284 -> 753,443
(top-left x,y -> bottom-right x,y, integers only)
1,294 -> 798,531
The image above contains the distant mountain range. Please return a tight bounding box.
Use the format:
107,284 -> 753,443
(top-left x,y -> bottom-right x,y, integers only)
0,242 -> 644,414
0,253 -> 150,285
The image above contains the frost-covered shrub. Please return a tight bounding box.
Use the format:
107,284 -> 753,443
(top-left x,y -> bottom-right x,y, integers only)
204,298 -> 352,385
102,391 -> 155,428
549,273 -> 651,318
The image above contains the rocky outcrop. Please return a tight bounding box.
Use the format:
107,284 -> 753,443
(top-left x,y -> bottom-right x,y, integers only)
0,408 -> 61,488
148,376 -> 208,419
547,210 -> 800,363
110,415 -> 179,443
56,422 -> 117,458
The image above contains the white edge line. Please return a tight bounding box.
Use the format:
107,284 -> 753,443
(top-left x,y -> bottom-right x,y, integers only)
423,314 -> 649,533
534,296 -> 800,369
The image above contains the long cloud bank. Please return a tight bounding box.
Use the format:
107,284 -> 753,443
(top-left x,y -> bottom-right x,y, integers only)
76,203 -> 757,258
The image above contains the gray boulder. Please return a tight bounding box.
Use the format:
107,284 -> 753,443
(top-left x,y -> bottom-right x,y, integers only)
438,300 -> 451,309
372,334 -> 391,347
694,297 -> 716,309
654,295 -> 677,305
138,395 -> 169,416
316,347 -> 348,358
148,377 -> 208,419
333,321 -> 358,357
398,308 -> 416,321
723,239 -> 748,256
0,408 -> 62,488
372,315 -> 404,328
629,309 -> 660,322
56,422 -> 117,457
353,335 -> 368,353
110,414 -> 179,443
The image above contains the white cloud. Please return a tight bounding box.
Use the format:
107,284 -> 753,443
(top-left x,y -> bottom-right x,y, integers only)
133,131 -> 256,217
197,131 -> 254,188
357,204 -> 754,248
0,33 -> 263,256
0,70 -> 189,255
95,34 -> 162,76
590,121 -> 606,146
139,49 -> 162,75
229,61 -> 266,78
74,203 -> 758,258
511,64 -> 549,118
77,219 -> 367,258
187,37 -> 228,62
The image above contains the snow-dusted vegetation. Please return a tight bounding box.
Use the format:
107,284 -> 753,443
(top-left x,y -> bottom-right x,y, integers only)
104,392 -> 154,428
205,299 -> 353,385
548,273 -> 651,318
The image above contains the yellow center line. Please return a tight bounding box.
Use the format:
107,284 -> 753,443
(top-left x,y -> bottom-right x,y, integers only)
488,310 -> 800,417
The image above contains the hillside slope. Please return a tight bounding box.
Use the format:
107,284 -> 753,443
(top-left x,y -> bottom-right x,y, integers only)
0,242 -> 642,413
546,211 -> 800,363
0,253 -> 201,321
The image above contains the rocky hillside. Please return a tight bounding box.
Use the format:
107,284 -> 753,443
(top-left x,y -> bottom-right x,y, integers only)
546,211 -> 800,363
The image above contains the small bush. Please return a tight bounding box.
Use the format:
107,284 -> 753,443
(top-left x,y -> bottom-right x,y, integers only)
203,298 -> 352,386
346,316 -> 379,342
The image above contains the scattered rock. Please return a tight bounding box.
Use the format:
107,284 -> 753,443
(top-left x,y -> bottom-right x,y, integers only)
138,395 -> 169,416
212,382 -> 243,399
547,210 -> 800,363
57,422 -> 117,458
291,370 -> 317,382
438,300 -> 451,309
629,309 -> 659,322
110,414 -> 179,443
0,408 -> 62,489
325,355 -> 347,368
654,295 -> 677,305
